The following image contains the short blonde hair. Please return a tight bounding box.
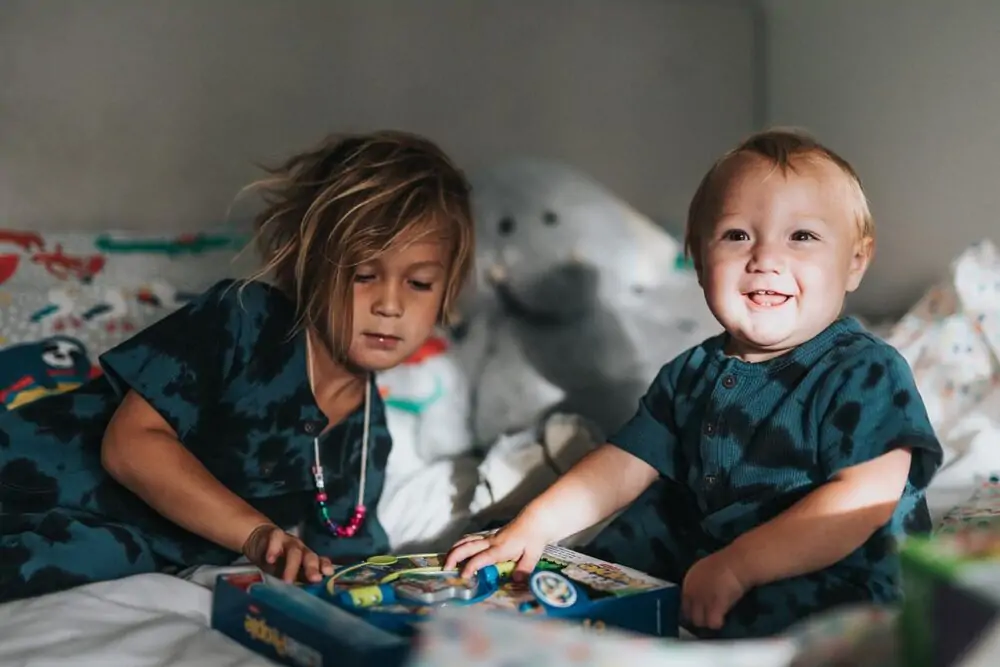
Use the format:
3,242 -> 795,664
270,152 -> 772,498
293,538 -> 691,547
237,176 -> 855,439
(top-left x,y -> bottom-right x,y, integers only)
684,128 -> 873,264
242,130 -> 474,362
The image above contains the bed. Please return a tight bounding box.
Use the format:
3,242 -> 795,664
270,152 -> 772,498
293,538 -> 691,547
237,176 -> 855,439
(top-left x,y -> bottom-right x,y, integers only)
2,228 -> 999,666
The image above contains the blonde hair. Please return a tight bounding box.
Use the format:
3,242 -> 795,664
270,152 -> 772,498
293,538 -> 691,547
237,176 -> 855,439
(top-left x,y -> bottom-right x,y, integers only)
684,128 -> 873,264
240,130 -> 474,362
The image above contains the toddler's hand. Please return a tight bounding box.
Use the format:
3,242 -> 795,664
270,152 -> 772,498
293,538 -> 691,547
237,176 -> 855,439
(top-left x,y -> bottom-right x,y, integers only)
444,522 -> 545,581
241,524 -> 335,584
681,549 -> 749,631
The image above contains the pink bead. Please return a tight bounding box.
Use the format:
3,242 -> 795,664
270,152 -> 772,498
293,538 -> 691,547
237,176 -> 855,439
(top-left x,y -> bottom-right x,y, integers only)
316,492 -> 328,502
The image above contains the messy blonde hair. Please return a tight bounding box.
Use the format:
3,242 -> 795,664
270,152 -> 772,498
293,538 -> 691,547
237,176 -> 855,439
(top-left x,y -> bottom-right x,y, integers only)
684,127 -> 874,270
241,130 -> 474,361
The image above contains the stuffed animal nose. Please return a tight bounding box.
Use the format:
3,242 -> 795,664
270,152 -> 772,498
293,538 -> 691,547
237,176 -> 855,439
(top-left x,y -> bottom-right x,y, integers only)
488,262 -> 508,285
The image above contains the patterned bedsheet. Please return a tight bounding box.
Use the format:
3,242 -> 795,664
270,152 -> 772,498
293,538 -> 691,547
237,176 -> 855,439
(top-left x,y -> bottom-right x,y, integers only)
0,227 -> 249,410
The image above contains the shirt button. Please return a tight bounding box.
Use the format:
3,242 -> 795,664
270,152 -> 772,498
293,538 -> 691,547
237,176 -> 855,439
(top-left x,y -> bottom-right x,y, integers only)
304,422 -> 318,435
259,461 -> 276,475
703,422 -> 715,436
722,375 -> 736,389
704,474 -> 718,488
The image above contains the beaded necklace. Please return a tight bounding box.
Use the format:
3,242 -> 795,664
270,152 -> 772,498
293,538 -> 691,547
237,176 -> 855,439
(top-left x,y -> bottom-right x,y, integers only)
306,333 -> 369,538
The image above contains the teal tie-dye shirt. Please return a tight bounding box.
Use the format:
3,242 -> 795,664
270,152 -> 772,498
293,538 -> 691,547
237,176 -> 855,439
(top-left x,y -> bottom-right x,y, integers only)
591,317 -> 943,637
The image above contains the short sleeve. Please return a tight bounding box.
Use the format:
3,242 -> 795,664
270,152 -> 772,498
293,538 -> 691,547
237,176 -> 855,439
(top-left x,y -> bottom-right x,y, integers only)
607,364 -> 680,479
98,279 -> 245,438
819,343 -> 943,490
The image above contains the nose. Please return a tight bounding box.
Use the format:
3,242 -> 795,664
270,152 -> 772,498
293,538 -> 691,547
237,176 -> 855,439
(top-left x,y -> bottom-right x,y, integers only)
747,239 -> 784,273
371,281 -> 403,318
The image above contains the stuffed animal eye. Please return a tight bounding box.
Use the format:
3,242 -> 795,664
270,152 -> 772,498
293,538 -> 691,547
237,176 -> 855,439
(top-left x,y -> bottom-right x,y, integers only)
543,211 -> 558,226
498,216 -> 516,236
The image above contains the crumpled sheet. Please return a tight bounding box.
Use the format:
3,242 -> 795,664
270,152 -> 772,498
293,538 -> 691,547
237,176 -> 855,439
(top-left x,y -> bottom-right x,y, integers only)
884,239 -> 1000,519
0,574 -> 272,667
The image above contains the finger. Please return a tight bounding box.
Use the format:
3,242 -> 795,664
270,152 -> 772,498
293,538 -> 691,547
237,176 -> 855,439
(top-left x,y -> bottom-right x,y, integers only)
443,537 -> 490,570
283,545 -> 303,583
681,592 -> 692,625
452,533 -> 487,549
265,531 -> 284,565
512,546 -> 541,582
693,601 -> 707,629
707,603 -> 725,631
444,539 -> 492,572
319,557 -> 335,576
302,550 -> 322,583
460,545 -> 510,580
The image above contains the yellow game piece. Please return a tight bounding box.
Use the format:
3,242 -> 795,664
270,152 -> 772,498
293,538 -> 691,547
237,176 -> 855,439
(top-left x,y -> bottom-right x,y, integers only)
367,555 -> 398,565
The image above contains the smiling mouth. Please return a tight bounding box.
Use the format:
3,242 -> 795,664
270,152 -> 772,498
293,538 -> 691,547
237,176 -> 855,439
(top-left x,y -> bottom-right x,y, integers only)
745,290 -> 792,307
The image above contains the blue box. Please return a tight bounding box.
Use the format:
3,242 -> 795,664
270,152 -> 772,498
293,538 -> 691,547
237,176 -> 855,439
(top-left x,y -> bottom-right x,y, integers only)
211,571 -> 411,667
210,545 -> 678,667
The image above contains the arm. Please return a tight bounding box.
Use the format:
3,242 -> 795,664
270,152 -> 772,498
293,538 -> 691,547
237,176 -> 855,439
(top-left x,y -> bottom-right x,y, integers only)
723,447 -> 912,589
446,443 -> 658,574
101,389 -> 272,554
514,443 -> 659,544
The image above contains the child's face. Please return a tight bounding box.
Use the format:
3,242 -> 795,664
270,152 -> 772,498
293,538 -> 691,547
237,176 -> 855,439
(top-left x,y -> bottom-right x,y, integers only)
697,154 -> 870,362
347,231 -> 450,371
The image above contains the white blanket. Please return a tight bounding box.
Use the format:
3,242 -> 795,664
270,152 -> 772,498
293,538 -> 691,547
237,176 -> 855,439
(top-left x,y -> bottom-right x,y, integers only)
0,574 -> 270,667
884,240 -> 1000,518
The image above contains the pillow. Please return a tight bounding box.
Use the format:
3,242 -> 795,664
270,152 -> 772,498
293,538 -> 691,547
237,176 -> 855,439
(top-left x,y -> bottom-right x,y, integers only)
0,227 -> 252,292
0,227 -> 254,410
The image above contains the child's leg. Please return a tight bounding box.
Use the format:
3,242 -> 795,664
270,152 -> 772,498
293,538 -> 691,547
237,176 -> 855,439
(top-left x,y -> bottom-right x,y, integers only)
1,508 -> 163,602
579,479 -> 703,583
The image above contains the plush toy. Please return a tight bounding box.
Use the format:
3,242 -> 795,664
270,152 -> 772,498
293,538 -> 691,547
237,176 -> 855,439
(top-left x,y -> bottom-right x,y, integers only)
452,158 -> 720,442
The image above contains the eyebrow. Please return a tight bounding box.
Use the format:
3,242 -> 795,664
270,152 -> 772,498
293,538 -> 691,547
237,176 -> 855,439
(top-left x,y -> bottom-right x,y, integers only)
406,260 -> 446,270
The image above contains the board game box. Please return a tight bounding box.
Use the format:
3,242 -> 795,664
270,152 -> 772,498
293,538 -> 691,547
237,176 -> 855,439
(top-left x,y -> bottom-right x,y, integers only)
210,544 -> 679,667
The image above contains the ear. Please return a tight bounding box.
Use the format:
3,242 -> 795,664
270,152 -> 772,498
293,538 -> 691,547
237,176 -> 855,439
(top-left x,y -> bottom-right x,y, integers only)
845,236 -> 874,292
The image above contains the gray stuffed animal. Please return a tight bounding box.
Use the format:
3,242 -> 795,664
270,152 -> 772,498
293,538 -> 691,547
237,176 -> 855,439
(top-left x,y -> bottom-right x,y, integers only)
451,158 -> 720,444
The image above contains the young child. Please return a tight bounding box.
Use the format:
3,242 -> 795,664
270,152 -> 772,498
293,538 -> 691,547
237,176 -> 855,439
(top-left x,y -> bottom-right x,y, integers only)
0,130 -> 474,602
445,129 -> 943,639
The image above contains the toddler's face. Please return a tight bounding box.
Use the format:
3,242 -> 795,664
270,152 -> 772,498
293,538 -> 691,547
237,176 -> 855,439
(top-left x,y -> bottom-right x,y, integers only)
696,154 -> 870,362
347,228 -> 450,371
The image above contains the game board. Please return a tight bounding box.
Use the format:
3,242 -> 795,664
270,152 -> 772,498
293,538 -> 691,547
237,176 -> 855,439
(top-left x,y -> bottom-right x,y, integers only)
303,545 -> 674,635
211,544 -> 679,667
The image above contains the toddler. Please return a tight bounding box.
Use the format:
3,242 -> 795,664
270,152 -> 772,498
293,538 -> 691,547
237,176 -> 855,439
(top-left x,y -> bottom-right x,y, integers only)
1,130 -> 474,601
445,129 -> 942,639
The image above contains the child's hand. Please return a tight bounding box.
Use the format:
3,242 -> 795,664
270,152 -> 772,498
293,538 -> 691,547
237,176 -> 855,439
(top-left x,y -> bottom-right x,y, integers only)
241,524 -> 335,583
681,549 -> 749,631
444,522 -> 545,581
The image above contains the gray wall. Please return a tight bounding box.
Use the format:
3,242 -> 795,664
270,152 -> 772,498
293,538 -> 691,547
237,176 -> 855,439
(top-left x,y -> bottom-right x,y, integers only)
763,0 -> 1000,319
0,0 -> 758,238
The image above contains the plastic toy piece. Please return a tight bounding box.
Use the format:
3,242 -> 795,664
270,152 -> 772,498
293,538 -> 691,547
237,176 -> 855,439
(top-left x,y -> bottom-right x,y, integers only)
327,557 -> 517,610
337,584 -> 398,609
529,570 -> 584,611
394,574 -> 478,604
